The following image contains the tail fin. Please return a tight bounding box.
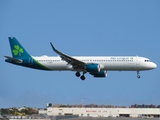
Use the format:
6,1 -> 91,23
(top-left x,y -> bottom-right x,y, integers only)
9,37 -> 31,59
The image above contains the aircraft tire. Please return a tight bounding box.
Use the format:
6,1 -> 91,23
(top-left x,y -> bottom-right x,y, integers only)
75,72 -> 80,77
80,75 -> 85,80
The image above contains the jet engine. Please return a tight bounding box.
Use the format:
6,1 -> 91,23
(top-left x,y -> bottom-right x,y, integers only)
90,70 -> 107,77
86,63 -> 100,72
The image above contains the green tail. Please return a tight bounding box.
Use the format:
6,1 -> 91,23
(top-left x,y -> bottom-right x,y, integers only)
5,37 -> 50,70
9,37 -> 31,59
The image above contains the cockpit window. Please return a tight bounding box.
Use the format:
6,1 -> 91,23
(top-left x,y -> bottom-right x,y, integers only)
145,60 -> 150,62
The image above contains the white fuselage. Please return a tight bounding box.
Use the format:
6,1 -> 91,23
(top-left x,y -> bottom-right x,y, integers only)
5,37 -> 157,80
32,56 -> 157,71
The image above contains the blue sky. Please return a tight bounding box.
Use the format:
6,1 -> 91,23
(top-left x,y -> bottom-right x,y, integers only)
0,0 -> 160,108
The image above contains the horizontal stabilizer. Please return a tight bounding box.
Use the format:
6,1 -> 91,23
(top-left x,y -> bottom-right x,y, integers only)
4,56 -> 22,63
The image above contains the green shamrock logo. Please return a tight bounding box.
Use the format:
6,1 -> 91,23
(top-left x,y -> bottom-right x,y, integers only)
12,45 -> 23,56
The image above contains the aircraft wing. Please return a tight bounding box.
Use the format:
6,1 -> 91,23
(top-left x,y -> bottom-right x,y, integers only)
50,43 -> 86,70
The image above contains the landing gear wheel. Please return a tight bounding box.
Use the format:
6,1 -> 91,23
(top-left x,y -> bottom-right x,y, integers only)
75,72 -> 80,77
80,75 -> 85,80
137,71 -> 140,79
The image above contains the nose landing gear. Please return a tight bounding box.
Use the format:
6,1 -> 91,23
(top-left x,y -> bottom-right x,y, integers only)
137,71 -> 140,79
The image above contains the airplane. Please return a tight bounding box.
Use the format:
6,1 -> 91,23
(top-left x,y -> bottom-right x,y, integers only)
5,37 -> 157,80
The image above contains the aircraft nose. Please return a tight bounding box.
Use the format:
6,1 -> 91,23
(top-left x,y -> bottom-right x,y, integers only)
151,62 -> 157,69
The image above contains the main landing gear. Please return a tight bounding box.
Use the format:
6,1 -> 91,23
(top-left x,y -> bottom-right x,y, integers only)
137,71 -> 140,79
75,72 -> 86,80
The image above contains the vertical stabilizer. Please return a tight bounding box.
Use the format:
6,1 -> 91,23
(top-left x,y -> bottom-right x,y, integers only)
8,37 -> 31,59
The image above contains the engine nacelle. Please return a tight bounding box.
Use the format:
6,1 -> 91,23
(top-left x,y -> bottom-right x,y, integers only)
86,63 -> 100,72
91,70 -> 107,77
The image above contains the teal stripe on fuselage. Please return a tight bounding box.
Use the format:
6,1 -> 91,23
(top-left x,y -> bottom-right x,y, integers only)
32,57 -> 51,70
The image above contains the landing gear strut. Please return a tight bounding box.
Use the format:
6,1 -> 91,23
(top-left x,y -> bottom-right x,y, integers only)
80,72 -> 86,80
137,71 -> 140,79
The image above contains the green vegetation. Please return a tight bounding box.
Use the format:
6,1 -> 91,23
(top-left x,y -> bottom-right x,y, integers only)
0,107 -> 38,116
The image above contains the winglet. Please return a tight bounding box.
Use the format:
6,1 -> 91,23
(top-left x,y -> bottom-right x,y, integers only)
50,42 -> 58,53
50,42 -> 56,52
50,42 -> 62,55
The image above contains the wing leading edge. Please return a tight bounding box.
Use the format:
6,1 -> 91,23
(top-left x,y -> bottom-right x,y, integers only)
50,42 -> 86,71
